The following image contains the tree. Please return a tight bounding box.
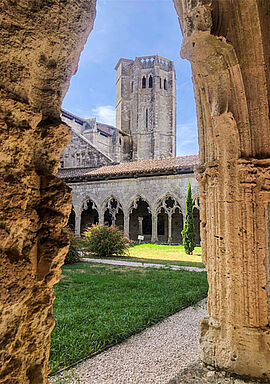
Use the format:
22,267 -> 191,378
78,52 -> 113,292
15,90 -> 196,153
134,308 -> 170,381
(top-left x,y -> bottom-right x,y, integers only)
182,182 -> 195,254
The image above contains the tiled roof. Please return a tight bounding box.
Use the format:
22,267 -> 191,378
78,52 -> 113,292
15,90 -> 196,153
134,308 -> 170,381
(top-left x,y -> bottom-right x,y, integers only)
57,167 -> 98,179
58,155 -> 199,181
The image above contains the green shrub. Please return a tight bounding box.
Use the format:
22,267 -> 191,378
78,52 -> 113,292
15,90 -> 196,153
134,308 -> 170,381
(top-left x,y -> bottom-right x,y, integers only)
64,228 -> 82,264
182,182 -> 195,255
83,224 -> 130,257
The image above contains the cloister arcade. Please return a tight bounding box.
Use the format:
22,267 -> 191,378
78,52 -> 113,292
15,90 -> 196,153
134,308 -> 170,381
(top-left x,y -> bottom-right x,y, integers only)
70,193 -> 200,245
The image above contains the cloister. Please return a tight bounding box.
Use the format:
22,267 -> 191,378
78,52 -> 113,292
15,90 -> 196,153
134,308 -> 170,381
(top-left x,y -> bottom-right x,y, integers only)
68,194 -> 200,244
0,1 -> 269,383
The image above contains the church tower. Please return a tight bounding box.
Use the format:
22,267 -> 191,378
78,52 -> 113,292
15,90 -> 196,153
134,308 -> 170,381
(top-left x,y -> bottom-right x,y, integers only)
115,55 -> 176,161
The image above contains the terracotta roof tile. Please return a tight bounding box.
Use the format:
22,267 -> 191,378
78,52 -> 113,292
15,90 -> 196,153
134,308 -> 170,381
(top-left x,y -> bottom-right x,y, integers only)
58,155 -> 199,181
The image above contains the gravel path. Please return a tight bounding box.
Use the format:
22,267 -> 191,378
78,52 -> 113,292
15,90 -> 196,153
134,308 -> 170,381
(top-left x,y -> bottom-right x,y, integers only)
51,299 -> 207,384
82,257 -> 206,273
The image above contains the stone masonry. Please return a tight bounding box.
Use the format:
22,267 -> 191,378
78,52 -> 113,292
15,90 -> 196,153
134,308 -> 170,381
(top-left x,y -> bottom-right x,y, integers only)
116,56 -> 176,161
174,0 -> 270,379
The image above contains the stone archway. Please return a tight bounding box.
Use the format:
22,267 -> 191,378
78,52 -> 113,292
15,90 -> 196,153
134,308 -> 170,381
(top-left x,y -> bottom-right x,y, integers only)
174,0 -> 270,378
129,196 -> 152,242
103,197 -> 124,230
67,206 -> 76,231
156,195 -> 182,244
80,199 -> 99,234
1,1 -> 270,383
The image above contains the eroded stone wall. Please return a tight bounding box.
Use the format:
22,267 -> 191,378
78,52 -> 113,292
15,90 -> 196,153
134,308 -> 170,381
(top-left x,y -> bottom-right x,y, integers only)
174,0 -> 270,379
0,1 -> 96,383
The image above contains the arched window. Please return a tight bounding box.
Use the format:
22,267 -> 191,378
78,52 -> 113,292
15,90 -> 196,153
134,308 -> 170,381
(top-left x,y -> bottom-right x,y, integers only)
142,76 -> 146,88
160,77 -> 162,89
149,75 -> 153,88
164,78 -> 167,90
146,108 -> 148,129
131,81 -> 133,93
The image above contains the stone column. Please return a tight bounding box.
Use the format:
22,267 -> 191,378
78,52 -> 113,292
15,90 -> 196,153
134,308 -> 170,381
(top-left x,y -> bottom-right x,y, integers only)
167,214 -> 172,244
99,212 -> 104,225
138,216 -> 143,236
75,210 -> 82,235
0,2 -> 97,383
151,215 -> 158,243
174,0 -> 270,379
124,212 -> 130,239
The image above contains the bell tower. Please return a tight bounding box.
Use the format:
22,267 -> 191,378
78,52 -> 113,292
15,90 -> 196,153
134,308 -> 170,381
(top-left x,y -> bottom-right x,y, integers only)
115,55 -> 176,161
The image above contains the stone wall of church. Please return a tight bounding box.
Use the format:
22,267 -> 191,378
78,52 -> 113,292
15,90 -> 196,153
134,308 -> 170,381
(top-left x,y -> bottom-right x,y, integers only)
60,131 -> 113,169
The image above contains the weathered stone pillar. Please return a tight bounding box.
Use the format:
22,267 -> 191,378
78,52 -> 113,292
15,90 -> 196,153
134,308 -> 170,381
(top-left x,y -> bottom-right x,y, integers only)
124,212 -> 130,239
151,215 -> 158,243
138,216 -> 143,236
167,214 -> 172,244
0,1 -> 96,383
174,0 -> 270,379
75,210 -> 82,235
99,212 -> 104,225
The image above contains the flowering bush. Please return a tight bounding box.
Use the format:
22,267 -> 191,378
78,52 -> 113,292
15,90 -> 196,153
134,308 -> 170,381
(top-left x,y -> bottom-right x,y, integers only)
83,224 -> 130,257
64,228 -> 82,264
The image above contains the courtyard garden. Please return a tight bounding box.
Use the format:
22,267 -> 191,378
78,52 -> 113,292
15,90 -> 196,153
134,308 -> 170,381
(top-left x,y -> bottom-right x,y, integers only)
86,243 -> 204,268
50,262 -> 208,373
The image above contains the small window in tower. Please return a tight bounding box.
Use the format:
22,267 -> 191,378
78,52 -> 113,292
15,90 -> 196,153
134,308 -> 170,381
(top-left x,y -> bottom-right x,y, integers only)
142,76 -> 146,88
160,77 -> 162,89
149,75 -> 153,88
146,108 -> 149,129
131,81 -> 133,93
164,78 -> 167,90
119,138 -> 122,145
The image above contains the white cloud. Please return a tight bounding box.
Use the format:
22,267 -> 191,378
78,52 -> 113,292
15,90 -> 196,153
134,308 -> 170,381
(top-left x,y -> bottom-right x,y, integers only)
92,105 -> 116,126
176,118 -> 199,156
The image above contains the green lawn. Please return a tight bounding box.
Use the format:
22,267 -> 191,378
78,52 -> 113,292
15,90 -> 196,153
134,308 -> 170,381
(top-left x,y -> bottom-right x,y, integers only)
85,243 -> 204,268
50,262 -> 208,373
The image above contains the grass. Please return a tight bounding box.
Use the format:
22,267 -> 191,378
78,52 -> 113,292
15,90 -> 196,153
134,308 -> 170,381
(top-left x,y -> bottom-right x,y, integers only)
85,243 -> 204,268
50,262 -> 208,373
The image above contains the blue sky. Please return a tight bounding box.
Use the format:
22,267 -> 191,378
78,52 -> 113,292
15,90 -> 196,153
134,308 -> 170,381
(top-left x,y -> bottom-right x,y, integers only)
62,0 -> 198,156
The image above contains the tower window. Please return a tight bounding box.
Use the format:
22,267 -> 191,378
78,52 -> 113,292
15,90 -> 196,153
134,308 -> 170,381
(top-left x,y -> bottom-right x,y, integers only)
142,76 -> 146,88
164,78 -> 167,90
146,108 -> 148,129
131,81 -> 133,93
160,77 -> 162,89
149,75 -> 153,88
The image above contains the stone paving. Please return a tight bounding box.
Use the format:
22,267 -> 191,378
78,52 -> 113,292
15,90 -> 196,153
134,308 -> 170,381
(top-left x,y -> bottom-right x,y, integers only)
82,257 -> 206,272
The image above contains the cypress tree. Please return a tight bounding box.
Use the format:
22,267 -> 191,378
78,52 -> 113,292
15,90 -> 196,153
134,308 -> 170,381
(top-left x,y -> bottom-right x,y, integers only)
182,182 -> 195,254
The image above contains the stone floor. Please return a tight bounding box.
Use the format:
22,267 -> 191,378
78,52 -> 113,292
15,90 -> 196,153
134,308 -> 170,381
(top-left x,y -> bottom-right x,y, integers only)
169,362 -> 270,384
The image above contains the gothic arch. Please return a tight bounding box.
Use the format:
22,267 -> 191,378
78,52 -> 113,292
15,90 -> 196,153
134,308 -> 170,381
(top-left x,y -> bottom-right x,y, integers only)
78,196 -> 99,215
128,195 -> 152,241
79,196 -> 99,234
101,195 -> 123,216
155,193 -> 183,244
128,194 -> 152,214
154,192 -> 182,214
102,196 -> 124,229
